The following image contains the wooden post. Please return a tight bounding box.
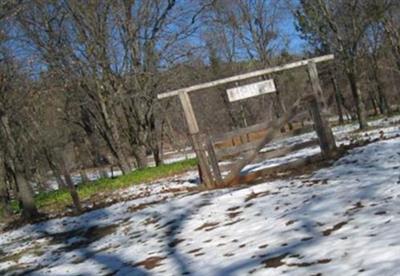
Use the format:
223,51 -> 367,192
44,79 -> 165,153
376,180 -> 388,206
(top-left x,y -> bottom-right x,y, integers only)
205,135 -> 222,184
308,61 -> 327,108
190,133 -> 213,186
307,61 -> 336,157
178,92 -> 214,187
178,91 -> 199,134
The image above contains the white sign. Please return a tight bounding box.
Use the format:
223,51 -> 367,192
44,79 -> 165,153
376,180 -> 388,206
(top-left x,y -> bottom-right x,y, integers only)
226,79 -> 276,102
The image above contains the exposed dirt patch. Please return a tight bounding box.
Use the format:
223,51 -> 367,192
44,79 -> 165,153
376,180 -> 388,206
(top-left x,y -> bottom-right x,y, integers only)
245,191 -> 271,202
227,211 -> 242,219
226,140 -> 375,189
286,220 -> 297,226
262,253 -> 289,268
345,201 -> 364,215
143,216 -> 161,226
374,211 -> 387,215
258,243 -> 268,249
224,218 -> 244,226
128,199 -> 166,213
47,224 -> 118,251
322,221 -> 348,236
194,222 -> 219,231
168,238 -> 185,248
187,248 -> 202,254
224,252 -> 235,257
287,258 -> 331,267
227,206 -> 241,211
133,256 -> 166,270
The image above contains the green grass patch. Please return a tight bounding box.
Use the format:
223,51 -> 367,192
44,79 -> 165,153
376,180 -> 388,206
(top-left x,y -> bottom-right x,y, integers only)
1,158 -> 197,218
36,158 -> 197,211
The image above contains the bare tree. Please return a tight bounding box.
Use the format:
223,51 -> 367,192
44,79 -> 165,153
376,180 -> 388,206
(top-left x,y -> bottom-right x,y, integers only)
382,1 -> 400,72
295,0 -> 388,129
0,52 -> 39,220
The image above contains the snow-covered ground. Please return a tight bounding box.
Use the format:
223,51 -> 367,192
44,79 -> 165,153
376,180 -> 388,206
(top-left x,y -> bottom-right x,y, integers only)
1,117 -> 400,275
241,115 -> 400,173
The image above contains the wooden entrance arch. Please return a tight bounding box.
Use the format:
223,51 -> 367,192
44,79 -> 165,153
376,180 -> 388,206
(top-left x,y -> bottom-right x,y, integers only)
158,55 -> 336,187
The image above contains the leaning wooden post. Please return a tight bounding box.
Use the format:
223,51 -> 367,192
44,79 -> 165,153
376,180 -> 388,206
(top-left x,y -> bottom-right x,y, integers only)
205,135 -> 222,184
307,61 -> 336,157
178,92 -> 214,187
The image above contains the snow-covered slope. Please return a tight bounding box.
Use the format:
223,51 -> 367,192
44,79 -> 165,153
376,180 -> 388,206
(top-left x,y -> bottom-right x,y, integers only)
1,136 -> 400,275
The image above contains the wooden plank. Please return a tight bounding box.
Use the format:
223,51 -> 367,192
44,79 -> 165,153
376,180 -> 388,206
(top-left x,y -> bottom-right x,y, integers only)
216,137 -> 318,162
212,122 -> 269,142
215,140 -> 261,160
213,120 -> 313,151
222,94 -> 313,186
158,55 -> 334,99
255,139 -> 319,161
213,113 -> 310,144
224,154 -> 323,186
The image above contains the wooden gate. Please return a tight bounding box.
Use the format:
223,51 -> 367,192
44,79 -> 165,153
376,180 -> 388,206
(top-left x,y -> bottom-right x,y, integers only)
158,55 -> 337,187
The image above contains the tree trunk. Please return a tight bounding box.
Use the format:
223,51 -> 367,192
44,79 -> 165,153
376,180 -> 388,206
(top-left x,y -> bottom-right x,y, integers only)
157,122 -> 165,166
330,72 -> 344,124
0,115 -> 38,220
98,167 -> 109,179
275,83 -> 293,130
220,90 -> 239,129
368,89 -> 379,116
0,158 -> 12,217
347,72 -> 368,129
374,71 -> 391,115
153,146 -> 163,167
0,173 -> 12,218
46,152 -> 67,190
113,145 -> 131,174
80,170 -> 90,183
84,136 -> 109,179
133,145 -> 148,169
60,160 -> 82,213
15,166 -> 39,220
54,170 -> 67,189
98,92 -> 131,174
63,172 -> 82,213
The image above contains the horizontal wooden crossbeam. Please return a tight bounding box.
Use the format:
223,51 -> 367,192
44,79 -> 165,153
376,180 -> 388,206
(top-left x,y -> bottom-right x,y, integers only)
157,54 -> 334,99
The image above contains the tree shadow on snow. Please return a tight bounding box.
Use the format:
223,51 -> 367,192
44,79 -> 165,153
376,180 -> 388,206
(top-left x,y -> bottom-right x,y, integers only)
24,207 -> 150,276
